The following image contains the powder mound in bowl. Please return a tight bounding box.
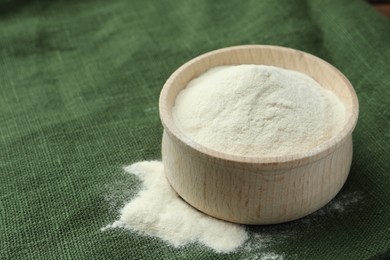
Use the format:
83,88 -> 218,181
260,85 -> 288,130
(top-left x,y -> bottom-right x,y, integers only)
172,64 -> 345,157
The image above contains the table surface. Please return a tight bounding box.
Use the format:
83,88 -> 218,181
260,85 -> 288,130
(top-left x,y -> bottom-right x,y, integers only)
372,3 -> 390,17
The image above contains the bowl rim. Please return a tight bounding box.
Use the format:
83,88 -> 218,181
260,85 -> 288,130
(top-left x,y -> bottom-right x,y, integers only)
159,45 -> 359,170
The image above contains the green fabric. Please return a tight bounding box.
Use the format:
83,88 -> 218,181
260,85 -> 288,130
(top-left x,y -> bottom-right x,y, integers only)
1,0 -> 389,259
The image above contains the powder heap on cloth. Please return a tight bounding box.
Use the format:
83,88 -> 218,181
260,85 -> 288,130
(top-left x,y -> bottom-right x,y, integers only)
172,65 -> 345,157
102,161 -> 248,253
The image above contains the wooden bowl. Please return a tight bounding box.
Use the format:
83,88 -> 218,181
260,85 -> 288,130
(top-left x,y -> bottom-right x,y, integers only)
159,45 -> 359,224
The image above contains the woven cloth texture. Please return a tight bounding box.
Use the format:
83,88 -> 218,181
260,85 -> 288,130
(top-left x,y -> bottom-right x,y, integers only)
1,0 -> 389,259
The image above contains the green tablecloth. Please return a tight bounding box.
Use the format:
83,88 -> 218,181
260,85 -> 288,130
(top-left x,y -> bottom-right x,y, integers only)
1,0 -> 389,259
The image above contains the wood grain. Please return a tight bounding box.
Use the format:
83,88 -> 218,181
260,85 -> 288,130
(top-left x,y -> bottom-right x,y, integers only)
159,45 -> 359,224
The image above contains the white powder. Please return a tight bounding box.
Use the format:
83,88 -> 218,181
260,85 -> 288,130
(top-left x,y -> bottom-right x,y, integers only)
102,161 -> 248,253
103,161 -> 363,256
259,253 -> 284,260
172,65 -> 345,157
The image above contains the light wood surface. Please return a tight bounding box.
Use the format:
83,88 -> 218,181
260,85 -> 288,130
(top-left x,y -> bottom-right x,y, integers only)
159,45 -> 359,224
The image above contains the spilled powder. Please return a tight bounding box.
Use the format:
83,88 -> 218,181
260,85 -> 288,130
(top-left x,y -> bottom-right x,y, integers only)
102,161 -> 363,256
102,161 -> 248,253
